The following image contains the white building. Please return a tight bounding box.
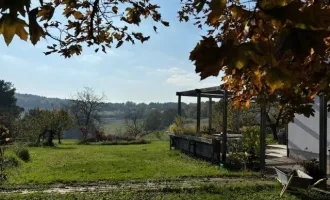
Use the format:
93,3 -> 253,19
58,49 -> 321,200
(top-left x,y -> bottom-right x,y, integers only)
288,97 -> 330,166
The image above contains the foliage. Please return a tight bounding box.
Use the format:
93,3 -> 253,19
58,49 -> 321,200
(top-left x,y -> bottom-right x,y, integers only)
144,109 -> 161,133
228,139 -> 245,153
16,108 -> 74,146
0,0 -> 169,57
299,158 -> 322,182
0,124 -> 10,184
12,143 -> 30,162
168,116 -> 196,136
241,126 -> 261,156
226,152 -> 260,171
0,80 -> 24,137
180,0 -> 330,123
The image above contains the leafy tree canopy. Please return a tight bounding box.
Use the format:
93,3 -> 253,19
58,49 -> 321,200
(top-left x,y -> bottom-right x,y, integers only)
0,0 -> 169,57
2,0 -> 330,122
180,0 -> 330,122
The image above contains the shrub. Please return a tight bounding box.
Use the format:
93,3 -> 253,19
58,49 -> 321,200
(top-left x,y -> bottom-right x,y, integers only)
225,152 -> 250,170
15,148 -> 30,162
12,143 -> 30,162
240,126 -> 261,156
299,158 -> 322,182
225,152 -> 259,171
228,139 -> 245,153
168,116 -> 197,136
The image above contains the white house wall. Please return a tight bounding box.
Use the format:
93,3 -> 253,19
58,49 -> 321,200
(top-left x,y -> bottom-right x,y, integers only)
288,96 -> 330,161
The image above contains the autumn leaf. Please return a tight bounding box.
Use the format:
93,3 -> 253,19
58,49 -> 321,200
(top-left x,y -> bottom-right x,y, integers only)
37,4 -> 55,21
193,0 -> 207,13
0,14 -> 28,45
28,8 -> 45,45
112,6 -> 118,14
161,21 -> 169,27
190,37 -> 224,79
207,0 -> 226,24
116,40 -> 123,48
73,11 -> 84,19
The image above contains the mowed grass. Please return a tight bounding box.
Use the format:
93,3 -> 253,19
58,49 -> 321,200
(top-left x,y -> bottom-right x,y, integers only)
6,140 -> 251,185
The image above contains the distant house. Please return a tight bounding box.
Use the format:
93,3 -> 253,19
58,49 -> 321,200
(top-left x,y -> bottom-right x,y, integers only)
288,96 -> 330,162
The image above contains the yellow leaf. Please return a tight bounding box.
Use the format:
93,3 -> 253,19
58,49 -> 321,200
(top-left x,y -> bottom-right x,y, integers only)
207,0 -> 227,24
0,15 -> 28,45
235,59 -> 245,69
15,19 -> 28,41
252,69 -> 262,89
5,138 -> 10,142
265,68 -> 286,93
245,100 -> 250,107
73,11 -> 84,19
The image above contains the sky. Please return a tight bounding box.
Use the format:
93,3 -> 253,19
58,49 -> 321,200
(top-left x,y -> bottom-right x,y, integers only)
0,0 -> 222,103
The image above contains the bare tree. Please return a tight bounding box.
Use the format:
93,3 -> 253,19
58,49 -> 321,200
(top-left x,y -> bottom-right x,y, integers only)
70,87 -> 106,140
124,109 -> 144,139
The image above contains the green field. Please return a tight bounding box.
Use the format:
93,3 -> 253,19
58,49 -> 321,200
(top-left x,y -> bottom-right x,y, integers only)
101,119 -> 127,134
6,140 -> 252,185
2,140 -> 328,199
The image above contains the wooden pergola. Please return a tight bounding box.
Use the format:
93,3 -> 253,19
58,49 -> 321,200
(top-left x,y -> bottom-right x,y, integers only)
176,86 -> 328,177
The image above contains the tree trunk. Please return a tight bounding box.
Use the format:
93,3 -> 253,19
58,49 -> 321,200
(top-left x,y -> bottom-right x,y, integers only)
47,131 -> 54,146
269,124 -> 278,140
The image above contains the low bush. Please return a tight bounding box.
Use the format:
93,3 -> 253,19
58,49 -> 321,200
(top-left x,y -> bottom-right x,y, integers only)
225,152 -> 259,171
240,126 -> 261,156
168,116 -> 197,136
15,149 -> 30,162
299,158 -> 322,182
12,143 -> 30,162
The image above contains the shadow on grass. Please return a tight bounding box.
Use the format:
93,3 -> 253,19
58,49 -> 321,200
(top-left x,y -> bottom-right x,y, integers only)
289,189 -> 330,200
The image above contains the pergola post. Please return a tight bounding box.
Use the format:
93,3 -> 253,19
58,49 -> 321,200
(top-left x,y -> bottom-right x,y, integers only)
178,94 -> 182,116
222,90 -> 228,162
209,97 -> 212,131
197,92 -> 201,134
319,95 -> 327,180
260,103 -> 267,170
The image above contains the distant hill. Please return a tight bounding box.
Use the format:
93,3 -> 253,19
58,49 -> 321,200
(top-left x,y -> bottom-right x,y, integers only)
15,93 -> 208,120
15,93 -> 70,111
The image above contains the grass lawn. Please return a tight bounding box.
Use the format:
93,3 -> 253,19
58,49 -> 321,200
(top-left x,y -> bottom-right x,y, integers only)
101,119 -> 126,134
5,140 -> 255,186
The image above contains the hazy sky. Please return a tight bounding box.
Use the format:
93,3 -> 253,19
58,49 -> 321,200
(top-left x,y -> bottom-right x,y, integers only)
0,0 -> 222,103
